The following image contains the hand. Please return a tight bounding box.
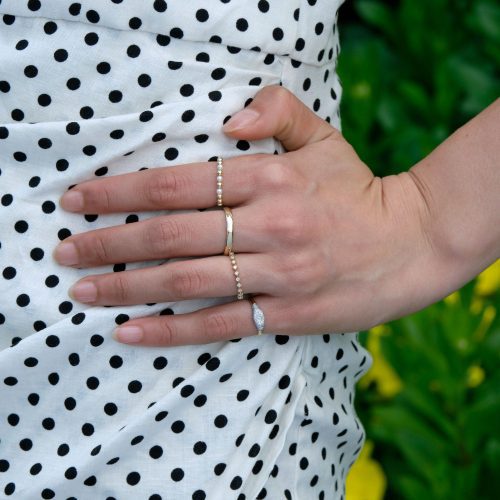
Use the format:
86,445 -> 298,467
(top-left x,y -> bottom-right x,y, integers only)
53,85 -> 443,346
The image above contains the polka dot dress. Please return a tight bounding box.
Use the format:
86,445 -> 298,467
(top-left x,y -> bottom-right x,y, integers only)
0,1 -> 372,498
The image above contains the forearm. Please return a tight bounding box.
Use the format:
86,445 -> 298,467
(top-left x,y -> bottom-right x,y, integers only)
407,98 -> 500,287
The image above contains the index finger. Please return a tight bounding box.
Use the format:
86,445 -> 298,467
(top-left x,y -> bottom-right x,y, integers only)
58,155 -> 265,214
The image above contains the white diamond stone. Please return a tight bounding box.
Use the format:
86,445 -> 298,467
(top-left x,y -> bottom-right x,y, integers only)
252,303 -> 265,332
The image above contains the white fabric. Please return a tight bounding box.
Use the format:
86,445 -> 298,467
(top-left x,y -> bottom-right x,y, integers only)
0,1 -> 371,498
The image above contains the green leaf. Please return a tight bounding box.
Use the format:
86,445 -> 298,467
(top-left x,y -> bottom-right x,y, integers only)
472,1 -> 500,42
399,386 -> 457,442
356,0 -> 395,37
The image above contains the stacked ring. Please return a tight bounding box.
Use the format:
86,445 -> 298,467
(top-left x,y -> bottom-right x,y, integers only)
216,157 -> 224,207
223,207 -> 233,256
222,206 -> 243,299
216,155 -> 263,334
229,250 -> 244,300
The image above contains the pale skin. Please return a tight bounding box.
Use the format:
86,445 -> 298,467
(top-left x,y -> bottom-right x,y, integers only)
52,86 -> 500,346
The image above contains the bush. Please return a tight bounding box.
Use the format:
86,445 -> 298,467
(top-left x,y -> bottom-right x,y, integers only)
337,1 -> 500,498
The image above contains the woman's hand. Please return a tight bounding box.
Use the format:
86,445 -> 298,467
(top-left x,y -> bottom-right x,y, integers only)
53,85 -> 446,346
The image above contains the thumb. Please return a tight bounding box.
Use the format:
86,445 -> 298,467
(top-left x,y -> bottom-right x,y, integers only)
222,85 -> 339,152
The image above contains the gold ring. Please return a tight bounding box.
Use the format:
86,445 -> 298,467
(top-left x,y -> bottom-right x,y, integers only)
223,206 -> 233,256
216,156 -> 224,207
229,251 -> 244,300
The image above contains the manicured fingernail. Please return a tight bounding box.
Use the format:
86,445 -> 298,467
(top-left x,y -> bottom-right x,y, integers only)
113,326 -> 144,344
223,108 -> 260,132
60,190 -> 84,212
69,281 -> 97,303
54,242 -> 79,266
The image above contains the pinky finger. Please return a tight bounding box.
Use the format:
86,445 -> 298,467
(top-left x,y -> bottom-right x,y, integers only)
112,295 -> 276,347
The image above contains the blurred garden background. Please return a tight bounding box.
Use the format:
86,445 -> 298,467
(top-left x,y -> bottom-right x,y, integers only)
336,0 -> 500,499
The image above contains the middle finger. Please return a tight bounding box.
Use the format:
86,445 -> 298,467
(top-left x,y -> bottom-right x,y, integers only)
53,206 -> 267,267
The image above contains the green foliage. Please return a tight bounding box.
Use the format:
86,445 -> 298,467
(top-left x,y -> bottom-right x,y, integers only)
361,288 -> 500,499
337,0 -> 500,498
337,0 -> 500,176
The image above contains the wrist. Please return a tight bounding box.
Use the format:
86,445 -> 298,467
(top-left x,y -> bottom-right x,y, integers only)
400,163 -> 496,299
377,171 -> 465,322
406,101 -> 500,280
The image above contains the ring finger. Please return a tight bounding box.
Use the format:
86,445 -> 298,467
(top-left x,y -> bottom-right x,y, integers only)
68,254 -> 280,305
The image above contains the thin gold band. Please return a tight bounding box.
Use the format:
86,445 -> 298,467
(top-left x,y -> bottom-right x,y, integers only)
223,207 -> 233,256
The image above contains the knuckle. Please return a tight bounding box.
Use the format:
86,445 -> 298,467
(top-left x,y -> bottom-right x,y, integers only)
82,184 -> 112,212
146,218 -> 186,254
202,312 -> 237,341
100,185 -> 113,212
280,253 -> 317,292
258,159 -> 295,191
156,317 -> 178,345
169,267 -> 206,299
113,275 -> 130,302
144,172 -> 181,207
92,235 -> 110,263
268,209 -> 305,247
265,85 -> 293,108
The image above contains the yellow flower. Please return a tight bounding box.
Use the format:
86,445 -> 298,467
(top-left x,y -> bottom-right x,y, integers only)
444,291 -> 460,306
466,365 -> 485,388
359,325 -> 403,398
473,305 -> 496,342
346,440 -> 387,500
475,260 -> 500,296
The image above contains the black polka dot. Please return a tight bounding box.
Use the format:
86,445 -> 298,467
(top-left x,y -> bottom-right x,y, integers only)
171,468 -> 184,482
11,108 -> 25,121
196,9 -> 209,22
129,17 -> 142,30
153,0 -> 167,12
27,0 -> 41,12
138,73 -> 152,87
16,39 -> 29,50
68,3 -> 82,16
86,10 -> 100,23
85,32 -> 99,45
164,148 -> 179,161
29,176 -> 40,188
66,122 -> 80,135
127,44 -> 140,57
96,61 -> 111,74
67,77 -> 81,90
1,194 -> 13,207
258,1 -> 270,13
0,80 -> 11,93
108,90 -> 122,103
236,18 -> 249,32
54,48 -> 68,62
211,68 -> 226,80
37,93 -> 52,106
127,471 -> 141,485
14,220 -> 28,233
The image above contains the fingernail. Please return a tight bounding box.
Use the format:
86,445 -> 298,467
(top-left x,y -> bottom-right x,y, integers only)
69,281 -> 97,303
54,242 -> 79,266
113,326 -> 144,344
223,108 -> 260,132
60,190 -> 84,212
